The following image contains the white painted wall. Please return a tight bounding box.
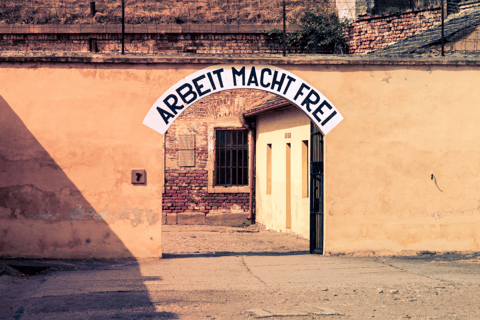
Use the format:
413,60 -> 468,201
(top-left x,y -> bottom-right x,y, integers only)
255,107 -> 311,239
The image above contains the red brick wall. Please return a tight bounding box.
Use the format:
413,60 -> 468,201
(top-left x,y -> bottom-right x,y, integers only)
1,7 -> 442,55
0,29 -> 293,54
163,89 -> 275,224
346,6 -> 442,54
162,169 -> 250,215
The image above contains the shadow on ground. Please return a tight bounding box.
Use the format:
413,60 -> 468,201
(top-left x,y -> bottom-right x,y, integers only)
0,96 -> 166,319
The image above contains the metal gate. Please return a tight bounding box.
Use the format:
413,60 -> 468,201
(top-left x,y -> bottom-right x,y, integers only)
310,122 -> 324,254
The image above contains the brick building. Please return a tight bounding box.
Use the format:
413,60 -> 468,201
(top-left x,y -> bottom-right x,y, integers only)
162,89 -> 277,226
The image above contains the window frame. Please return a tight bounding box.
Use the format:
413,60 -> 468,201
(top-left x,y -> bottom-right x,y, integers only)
214,128 -> 249,187
207,126 -> 251,193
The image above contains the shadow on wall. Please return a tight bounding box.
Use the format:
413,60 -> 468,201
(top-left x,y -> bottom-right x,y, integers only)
0,95 -> 166,318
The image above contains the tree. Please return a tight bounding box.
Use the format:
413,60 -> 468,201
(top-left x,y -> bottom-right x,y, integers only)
266,9 -> 349,54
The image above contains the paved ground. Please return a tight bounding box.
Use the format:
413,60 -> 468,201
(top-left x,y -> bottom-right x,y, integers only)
2,224 -> 480,319
161,224 -> 310,257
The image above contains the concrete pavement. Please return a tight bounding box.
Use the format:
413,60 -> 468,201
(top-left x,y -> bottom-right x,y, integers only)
2,226 -> 480,319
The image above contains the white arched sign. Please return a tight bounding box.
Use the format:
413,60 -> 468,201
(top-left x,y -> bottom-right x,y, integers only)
143,65 -> 343,135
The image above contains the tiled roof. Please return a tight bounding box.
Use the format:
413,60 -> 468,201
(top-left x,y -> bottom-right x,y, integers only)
243,95 -> 292,118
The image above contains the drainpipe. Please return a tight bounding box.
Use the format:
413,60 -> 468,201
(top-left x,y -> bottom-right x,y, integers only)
248,127 -> 256,223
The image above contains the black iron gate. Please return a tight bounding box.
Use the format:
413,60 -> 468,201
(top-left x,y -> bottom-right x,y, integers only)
310,122 -> 324,254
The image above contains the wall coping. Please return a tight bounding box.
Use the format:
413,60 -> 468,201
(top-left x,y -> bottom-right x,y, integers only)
355,5 -> 441,23
0,24 -> 299,34
1,52 -> 480,66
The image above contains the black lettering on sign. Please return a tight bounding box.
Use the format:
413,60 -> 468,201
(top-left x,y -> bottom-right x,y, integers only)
294,83 -> 310,101
283,75 -> 296,95
176,83 -> 198,105
163,94 -> 184,115
156,107 -> 175,125
312,100 -> 333,123
206,72 -> 217,91
321,111 -> 337,126
302,89 -> 321,112
212,68 -> 225,88
247,66 -> 259,87
260,68 -> 272,88
232,66 -> 246,86
192,74 -> 211,97
270,71 -> 286,93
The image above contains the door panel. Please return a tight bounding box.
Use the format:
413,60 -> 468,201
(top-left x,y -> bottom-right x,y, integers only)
310,122 -> 324,254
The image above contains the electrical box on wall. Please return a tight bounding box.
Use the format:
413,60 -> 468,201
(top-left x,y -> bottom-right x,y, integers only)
131,169 -> 146,185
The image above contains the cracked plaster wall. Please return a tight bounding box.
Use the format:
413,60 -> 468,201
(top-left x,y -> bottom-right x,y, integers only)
0,63 -> 168,259
315,64 -> 480,256
3,61 -> 480,257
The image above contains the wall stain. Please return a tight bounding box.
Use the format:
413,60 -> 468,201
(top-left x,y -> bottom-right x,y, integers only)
97,205 -> 159,226
381,72 -> 393,83
1,185 -> 160,226
37,211 -> 60,220
69,204 -> 100,221
423,205 -> 480,220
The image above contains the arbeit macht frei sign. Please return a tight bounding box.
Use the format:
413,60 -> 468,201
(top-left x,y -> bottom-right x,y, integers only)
143,65 -> 343,135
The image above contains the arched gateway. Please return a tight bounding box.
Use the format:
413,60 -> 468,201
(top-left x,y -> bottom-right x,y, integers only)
143,65 -> 343,135
143,65 -> 343,254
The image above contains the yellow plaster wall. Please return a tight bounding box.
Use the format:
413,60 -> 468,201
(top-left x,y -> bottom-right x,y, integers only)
254,63 -> 480,255
255,107 -> 310,239
0,63 -> 205,259
310,64 -> 480,255
2,60 -> 480,257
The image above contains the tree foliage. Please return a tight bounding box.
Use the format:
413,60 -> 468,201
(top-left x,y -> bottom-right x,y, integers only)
266,9 -> 348,54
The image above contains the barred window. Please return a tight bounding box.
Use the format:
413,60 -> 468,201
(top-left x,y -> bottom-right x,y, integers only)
215,129 -> 249,186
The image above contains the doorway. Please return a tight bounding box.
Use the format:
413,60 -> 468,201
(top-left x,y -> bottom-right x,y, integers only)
310,122 -> 324,254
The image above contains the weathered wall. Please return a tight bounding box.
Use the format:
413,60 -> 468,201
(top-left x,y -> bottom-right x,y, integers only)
0,0 -> 337,25
346,6 -> 441,54
447,0 -> 480,14
3,56 -> 480,257
0,25 -> 301,55
0,62 -> 168,259
255,107 -> 311,239
337,0 -> 375,20
428,24 -> 480,54
315,63 -> 480,256
0,32 -> 280,55
210,60 -> 480,256
0,7 -> 443,56
163,89 -> 273,225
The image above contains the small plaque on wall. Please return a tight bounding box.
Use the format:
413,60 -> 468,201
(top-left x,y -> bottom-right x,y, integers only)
178,150 -> 195,167
178,134 -> 195,167
131,169 -> 146,185
179,134 -> 195,149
